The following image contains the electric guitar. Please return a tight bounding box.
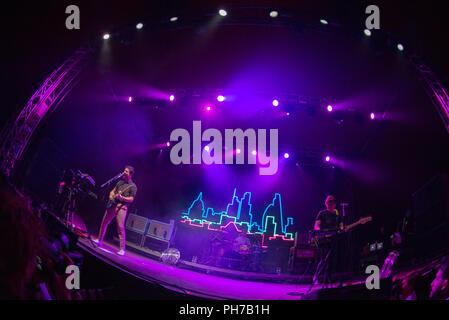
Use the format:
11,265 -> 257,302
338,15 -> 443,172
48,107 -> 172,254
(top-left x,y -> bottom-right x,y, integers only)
106,184 -> 133,208
311,216 -> 372,245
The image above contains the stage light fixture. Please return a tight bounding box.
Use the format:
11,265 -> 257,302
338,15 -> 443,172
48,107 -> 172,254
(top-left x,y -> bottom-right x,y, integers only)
103,33 -> 110,40
219,9 -> 227,17
397,43 -> 404,51
270,11 -> 279,18
206,106 -> 211,111
217,95 -> 225,102
170,17 -> 178,22
236,149 -> 241,154
272,99 -> 279,107
204,146 -> 210,152
320,19 -> 328,25
284,153 -> 289,159
136,23 -> 144,30
364,29 -> 371,36
169,95 -> 175,102
327,105 -> 333,112
325,155 -> 331,162
128,96 -> 133,102
370,112 -> 375,120
166,142 -> 171,147
252,150 -> 257,156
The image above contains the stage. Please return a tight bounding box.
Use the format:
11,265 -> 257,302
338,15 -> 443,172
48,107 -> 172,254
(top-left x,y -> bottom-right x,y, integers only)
77,237 -> 357,300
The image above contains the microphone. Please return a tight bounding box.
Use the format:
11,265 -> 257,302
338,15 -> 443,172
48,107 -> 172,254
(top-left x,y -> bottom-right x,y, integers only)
115,172 -> 124,179
100,172 -> 124,188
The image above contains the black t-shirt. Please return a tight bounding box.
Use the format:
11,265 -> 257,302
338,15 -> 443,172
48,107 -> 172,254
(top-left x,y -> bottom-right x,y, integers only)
114,180 -> 137,204
316,209 -> 341,231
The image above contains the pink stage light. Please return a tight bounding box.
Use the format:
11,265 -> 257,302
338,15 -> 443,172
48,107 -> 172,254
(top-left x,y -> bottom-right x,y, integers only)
325,155 -> 331,162
166,142 -> 170,147
370,112 -> 375,120
327,105 -> 333,112
236,149 -> 241,154
128,96 -> 133,103
284,153 -> 289,159
206,106 -> 211,111
169,95 -> 175,102
272,99 -> 279,107
252,150 -> 257,156
217,95 -> 225,102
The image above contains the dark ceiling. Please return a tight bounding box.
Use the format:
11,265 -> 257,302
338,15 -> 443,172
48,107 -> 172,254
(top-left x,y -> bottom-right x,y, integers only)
1,1 -> 449,236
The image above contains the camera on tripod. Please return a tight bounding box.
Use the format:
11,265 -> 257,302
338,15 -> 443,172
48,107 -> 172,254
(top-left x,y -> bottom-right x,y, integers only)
55,169 -> 97,229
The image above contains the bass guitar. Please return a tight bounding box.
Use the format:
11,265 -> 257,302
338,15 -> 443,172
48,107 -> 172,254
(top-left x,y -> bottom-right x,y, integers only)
311,216 -> 372,246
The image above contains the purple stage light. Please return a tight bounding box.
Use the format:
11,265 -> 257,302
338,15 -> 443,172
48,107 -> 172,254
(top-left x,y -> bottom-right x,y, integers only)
327,105 -> 333,112
370,112 -> 375,120
166,142 -> 171,147
325,155 -> 331,162
284,153 -> 289,159
217,95 -> 225,102
272,99 -> 279,107
206,106 -> 211,111
128,96 -> 133,103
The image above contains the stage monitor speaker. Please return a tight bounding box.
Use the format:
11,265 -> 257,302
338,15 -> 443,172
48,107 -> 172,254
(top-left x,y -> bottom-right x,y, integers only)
147,219 -> 175,241
126,214 -> 148,233
125,214 -> 149,247
291,246 -> 315,258
289,246 -> 315,275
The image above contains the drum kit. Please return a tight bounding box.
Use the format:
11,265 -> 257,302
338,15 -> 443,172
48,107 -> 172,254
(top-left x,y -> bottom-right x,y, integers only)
202,231 -> 266,272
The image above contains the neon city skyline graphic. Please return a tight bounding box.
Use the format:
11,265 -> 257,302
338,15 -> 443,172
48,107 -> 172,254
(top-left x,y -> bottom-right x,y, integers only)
180,188 -> 295,247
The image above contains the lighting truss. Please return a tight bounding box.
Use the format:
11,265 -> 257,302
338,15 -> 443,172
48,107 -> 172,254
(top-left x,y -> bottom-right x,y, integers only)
0,46 -> 92,177
410,55 -> 449,133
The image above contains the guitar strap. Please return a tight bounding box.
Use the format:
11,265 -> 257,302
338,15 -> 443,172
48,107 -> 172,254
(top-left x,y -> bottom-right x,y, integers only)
116,182 -> 134,196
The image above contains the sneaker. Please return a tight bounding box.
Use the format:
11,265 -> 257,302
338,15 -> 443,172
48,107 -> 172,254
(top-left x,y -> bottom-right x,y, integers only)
116,249 -> 125,256
91,237 -> 101,245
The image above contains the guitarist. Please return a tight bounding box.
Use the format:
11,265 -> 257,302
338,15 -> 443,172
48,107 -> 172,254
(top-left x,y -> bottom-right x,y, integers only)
92,166 -> 137,256
313,195 -> 343,286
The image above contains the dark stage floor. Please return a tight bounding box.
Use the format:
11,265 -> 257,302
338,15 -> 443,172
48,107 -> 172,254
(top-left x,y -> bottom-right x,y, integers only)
77,237 -> 368,300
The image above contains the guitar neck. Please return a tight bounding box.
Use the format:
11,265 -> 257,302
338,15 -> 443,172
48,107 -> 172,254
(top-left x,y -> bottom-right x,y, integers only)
344,217 -> 372,231
345,221 -> 360,231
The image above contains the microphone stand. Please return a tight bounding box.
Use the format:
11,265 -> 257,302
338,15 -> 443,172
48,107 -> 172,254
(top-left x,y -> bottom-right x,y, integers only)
341,203 -> 349,227
99,173 -> 122,203
100,173 -> 122,188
